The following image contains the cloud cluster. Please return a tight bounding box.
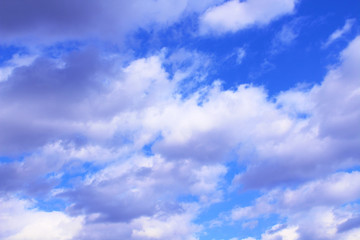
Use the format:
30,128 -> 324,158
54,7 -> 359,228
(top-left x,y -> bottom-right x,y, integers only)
0,1 -> 359,239
0,34 -> 359,238
227,36 -> 360,239
1,34 -> 359,238
232,172 -> 360,239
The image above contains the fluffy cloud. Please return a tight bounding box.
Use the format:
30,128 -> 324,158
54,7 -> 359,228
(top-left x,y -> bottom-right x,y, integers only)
235,36 -> 360,189
200,0 -> 297,35
233,171 -> 360,239
58,152 -> 226,223
74,203 -> 201,240
1,6 -> 359,235
0,197 -> 83,240
261,224 -> 299,240
131,204 -> 200,240
259,206 -> 360,240
232,171 -> 360,221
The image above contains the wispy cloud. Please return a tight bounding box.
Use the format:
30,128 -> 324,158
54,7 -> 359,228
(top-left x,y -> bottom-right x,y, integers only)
271,18 -> 304,54
323,18 -> 355,47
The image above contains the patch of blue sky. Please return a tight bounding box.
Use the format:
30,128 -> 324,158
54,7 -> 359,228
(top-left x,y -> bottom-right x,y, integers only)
0,155 -> 15,163
337,167 -> 360,174
177,194 -> 199,203
0,45 -> 28,65
194,173 -> 264,239
198,213 -> 283,240
128,0 -> 360,98
32,196 -> 68,212
56,161 -> 102,189
0,152 -> 32,163
41,40 -> 85,59
142,134 -> 163,156
195,188 -> 261,221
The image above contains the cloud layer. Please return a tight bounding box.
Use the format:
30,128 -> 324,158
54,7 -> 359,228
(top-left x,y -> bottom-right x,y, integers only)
0,0 -> 359,239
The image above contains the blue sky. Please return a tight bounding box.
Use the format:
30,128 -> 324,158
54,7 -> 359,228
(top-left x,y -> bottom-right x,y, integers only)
0,0 -> 360,239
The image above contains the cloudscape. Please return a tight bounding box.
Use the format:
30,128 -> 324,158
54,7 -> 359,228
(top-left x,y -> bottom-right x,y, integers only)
0,1 -> 359,239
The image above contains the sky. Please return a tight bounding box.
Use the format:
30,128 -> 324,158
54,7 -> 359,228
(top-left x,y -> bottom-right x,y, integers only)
0,0 -> 360,239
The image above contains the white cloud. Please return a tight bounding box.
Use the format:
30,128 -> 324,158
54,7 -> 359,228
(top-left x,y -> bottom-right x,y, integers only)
75,203 -> 202,240
200,0 -> 297,35
1,21 -> 359,238
324,19 -> 355,47
231,171 -> 360,222
275,206 -> 360,240
189,164 -> 227,203
230,171 -> 360,238
271,18 -> 303,54
277,24 -> 298,45
0,197 -> 83,240
236,48 -> 246,64
240,205 -> 360,240
261,224 -> 299,240
237,36 -> 360,188
281,171 -> 360,208
131,204 -> 201,240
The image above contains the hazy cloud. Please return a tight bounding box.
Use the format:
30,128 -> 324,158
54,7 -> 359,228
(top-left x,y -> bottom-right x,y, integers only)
324,19 -> 355,47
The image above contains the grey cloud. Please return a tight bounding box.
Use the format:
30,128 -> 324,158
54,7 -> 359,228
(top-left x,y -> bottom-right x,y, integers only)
2,49 -> 105,105
74,222 -> 132,240
0,154 -> 64,195
237,138 -> 358,189
61,185 -> 158,222
0,0 -> 219,44
0,0 -> 99,42
58,158 -> 187,222
57,155 -> 224,223
337,215 -> 360,233
153,128 -> 235,162
0,48 -> 109,154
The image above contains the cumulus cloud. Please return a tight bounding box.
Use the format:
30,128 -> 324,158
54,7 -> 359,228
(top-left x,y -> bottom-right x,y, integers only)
263,206 -> 360,240
0,197 -> 83,240
74,203 -> 201,240
236,36 -> 360,189
233,172 -> 360,239
0,3 -> 359,235
58,153 -> 226,223
131,203 -> 200,240
261,224 -> 299,240
199,0 -> 297,35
